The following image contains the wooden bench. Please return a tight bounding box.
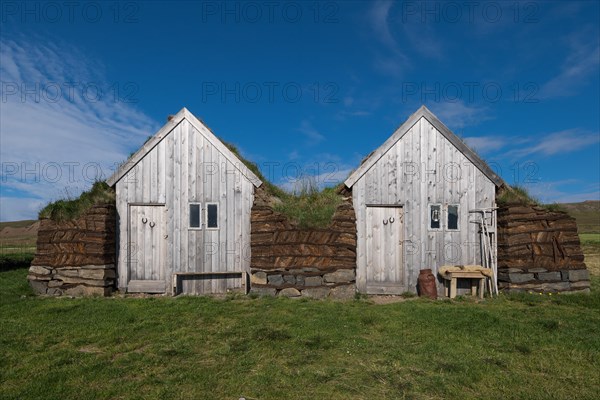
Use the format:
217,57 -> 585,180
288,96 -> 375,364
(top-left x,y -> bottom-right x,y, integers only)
441,270 -> 486,299
172,271 -> 249,296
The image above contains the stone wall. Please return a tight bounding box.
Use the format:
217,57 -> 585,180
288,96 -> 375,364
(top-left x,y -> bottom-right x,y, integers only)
250,188 -> 357,299
28,205 -> 116,296
497,204 -> 590,293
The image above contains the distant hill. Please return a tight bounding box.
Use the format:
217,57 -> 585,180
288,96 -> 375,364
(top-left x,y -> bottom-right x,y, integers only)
0,220 -> 39,249
558,200 -> 600,234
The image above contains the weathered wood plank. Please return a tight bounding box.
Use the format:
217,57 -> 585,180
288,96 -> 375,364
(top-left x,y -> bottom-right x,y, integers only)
345,105 -> 504,188
351,114 -> 497,295
128,280 -> 166,293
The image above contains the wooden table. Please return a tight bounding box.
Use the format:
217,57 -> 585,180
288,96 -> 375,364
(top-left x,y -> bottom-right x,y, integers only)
441,271 -> 486,299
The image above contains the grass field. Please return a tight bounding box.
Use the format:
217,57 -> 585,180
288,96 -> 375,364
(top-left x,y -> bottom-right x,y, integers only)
1,255 -> 600,400
580,233 -> 600,276
0,219 -> 38,256
560,201 -> 600,234
1,201 -> 599,399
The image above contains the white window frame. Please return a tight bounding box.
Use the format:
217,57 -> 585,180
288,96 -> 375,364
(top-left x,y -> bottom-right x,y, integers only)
189,202 -> 202,230
447,204 -> 460,231
205,202 -> 219,230
428,203 -> 442,231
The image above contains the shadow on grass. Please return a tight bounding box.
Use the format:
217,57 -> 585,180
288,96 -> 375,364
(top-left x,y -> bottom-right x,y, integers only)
0,254 -> 33,272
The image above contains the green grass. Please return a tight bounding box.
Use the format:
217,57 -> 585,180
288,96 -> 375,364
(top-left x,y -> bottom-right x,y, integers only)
497,185 -> 570,213
274,186 -> 343,229
38,181 -> 115,221
2,254 -> 599,400
497,185 -> 538,206
580,233 -> 600,245
223,141 -> 345,228
580,233 -> 600,277
561,201 -> 600,234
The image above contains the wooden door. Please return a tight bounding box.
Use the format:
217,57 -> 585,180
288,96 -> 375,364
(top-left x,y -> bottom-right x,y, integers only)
128,205 -> 167,293
366,206 -> 405,294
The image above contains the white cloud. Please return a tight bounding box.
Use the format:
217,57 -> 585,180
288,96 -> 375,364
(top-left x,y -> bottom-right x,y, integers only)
540,27 -> 600,99
462,136 -> 506,154
368,1 -> 410,77
297,119 -> 325,145
525,181 -> 600,204
428,101 -> 492,129
368,0 -> 396,49
0,35 -> 159,221
335,109 -> 371,120
507,129 -> 599,159
0,197 -> 46,222
399,16 -> 444,60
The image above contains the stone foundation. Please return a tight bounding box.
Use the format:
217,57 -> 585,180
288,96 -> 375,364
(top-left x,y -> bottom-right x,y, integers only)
28,205 -> 116,296
250,187 -> 357,299
497,204 -> 590,293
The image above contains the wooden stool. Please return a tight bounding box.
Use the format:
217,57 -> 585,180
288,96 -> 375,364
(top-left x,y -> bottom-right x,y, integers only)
442,271 -> 486,299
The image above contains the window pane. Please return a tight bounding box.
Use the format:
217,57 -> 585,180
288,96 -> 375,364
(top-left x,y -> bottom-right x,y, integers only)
207,204 -> 218,228
430,205 -> 440,229
190,204 -> 200,228
448,205 -> 459,230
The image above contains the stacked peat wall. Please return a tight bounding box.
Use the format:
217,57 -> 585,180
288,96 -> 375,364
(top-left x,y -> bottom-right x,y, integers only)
497,204 -> 590,293
28,205 -> 116,296
250,188 -> 357,299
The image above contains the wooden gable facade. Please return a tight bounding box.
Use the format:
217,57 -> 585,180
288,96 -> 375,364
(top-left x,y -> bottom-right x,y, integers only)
107,108 -> 261,295
345,106 -> 504,295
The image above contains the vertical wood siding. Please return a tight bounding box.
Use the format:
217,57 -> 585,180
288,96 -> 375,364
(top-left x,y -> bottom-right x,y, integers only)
353,117 -> 496,294
115,119 -> 255,294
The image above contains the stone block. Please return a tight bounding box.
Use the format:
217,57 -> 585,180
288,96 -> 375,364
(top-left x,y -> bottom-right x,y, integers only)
570,280 -> 590,289
78,268 -> 114,280
561,270 -> 570,281
536,272 -> 562,281
267,274 -> 284,286
302,267 -> 319,273
46,288 -> 63,296
295,275 -> 305,286
29,265 -> 51,275
304,276 -> 323,286
47,280 -> 63,288
29,280 -> 48,295
250,271 -> 267,285
330,284 -> 356,300
57,269 -> 79,277
278,288 -> 301,297
250,287 -> 276,296
301,287 -> 330,299
569,269 -> 589,282
79,264 -> 115,270
497,273 -> 534,283
528,268 -> 548,273
283,275 -> 296,285
542,282 -> 571,292
27,274 -> 50,281
54,275 -> 109,287
323,269 -> 355,283
504,268 -> 524,273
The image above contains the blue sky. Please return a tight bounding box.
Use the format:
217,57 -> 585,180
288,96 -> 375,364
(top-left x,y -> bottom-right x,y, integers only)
1,0 -> 599,221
